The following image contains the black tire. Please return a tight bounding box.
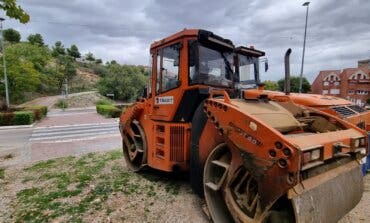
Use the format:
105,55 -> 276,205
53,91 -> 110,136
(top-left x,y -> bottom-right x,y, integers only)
190,101 -> 208,197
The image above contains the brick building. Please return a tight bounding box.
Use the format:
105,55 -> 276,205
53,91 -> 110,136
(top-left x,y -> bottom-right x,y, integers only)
311,63 -> 370,106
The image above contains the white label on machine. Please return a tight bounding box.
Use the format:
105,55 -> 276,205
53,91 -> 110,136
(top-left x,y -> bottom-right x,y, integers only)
155,96 -> 174,105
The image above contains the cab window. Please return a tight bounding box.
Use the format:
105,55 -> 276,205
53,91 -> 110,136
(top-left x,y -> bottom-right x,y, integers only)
156,43 -> 181,93
147,53 -> 153,97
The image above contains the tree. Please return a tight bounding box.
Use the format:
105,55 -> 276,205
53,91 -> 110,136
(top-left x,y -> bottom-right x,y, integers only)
56,55 -> 76,82
0,0 -> 30,24
263,80 -> 278,91
95,58 -> 102,64
51,41 -> 66,57
3,28 -> 20,43
85,52 -> 95,61
277,76 -> 311,93
0,42 -> 51,102
98,64 -> 147,101
27,33 -> 44,46
67,44 -> 80,59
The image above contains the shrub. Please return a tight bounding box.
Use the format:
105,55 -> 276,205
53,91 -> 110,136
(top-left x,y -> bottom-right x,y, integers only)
13,111 -> 34,125
0,113 -> 14,126
22,106 -> 48,120
96,105 -> 121,118
96,99 -> 113,106
55,99 -> 68,109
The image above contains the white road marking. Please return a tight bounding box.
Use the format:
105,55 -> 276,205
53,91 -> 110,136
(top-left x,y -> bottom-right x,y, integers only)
30,123 -> 120,142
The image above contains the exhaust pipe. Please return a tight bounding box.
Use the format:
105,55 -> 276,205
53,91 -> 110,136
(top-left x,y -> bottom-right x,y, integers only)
284,48 -> 292,95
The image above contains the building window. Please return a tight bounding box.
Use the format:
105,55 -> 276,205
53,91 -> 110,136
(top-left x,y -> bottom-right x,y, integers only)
330,89 -> 340,95
348,90 -> 354,95
322,90 -> 329,95
334,81 -> 340,86
356,90 -> 368,95
323,81 -> 329,86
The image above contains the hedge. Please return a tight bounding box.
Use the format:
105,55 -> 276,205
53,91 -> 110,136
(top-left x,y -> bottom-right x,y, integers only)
22,106 -> 48,120
0,112 -> 14,126
96,99 -> 113,106
96,105 -> 122,118
0,106 -> 46,126
0,111 -> 34,126
13,111 -> 34,125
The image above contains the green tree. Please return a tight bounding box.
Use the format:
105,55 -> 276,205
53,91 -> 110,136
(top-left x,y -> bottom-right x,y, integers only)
85,52 -> 95,61
263,80 -> 278,91
98,64 -> 147,101
95,58 -> 102,64
67,44 -> 80,59
56,55 -> 76,83
51,41 -> 66,57
277,76 -> 311,93
2,28 -> 20,43
27,33 -> 44,46
0,42 -> 51,102
0,0 -> 30,23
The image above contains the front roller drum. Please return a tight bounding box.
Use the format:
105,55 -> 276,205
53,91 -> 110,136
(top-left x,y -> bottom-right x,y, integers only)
122,120 -> 147,172
289,160 -> 363,223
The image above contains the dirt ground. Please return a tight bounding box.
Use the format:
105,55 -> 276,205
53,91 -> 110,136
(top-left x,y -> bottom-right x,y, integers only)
19,91 -> 105,109
0,150 -> 208,223
1,149 -> 369,223
339,172 -> 370,223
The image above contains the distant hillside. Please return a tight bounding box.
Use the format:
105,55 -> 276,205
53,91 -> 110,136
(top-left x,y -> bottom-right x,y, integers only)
0,30 -> 147,106
68,68 -> 100,93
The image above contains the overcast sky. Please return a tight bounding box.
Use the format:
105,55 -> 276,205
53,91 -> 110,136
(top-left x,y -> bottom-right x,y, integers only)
2,0 -> 370,82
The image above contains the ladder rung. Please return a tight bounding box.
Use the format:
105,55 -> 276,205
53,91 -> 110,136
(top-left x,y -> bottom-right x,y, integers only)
205,182 -> 218,191
211,160 -> 230,169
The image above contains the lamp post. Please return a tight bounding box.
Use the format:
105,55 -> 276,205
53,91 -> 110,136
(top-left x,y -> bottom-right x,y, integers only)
299,1 -> 310,93
0,17 -> 9,108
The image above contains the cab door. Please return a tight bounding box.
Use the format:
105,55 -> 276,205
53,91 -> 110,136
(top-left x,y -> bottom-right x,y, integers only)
151,42 -> 183,121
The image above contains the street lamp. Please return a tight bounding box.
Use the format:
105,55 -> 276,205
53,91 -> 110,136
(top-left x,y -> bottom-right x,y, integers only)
0,17 -> 9,108
299,1 -> 310,93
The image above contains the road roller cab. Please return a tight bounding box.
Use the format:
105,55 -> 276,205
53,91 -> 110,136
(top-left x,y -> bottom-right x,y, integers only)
119,29 -> 368,223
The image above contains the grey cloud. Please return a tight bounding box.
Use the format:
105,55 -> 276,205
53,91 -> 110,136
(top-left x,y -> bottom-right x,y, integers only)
1,0 -> 369,81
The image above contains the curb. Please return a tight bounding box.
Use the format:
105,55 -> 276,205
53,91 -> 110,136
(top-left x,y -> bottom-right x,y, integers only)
0,123 -> 35,130
50,106 -> 97,112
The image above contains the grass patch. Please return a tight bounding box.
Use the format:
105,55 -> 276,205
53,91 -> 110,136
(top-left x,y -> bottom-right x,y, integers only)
54,99 -> 68,109
7,149 -> 190,222
13,150 -> 127,222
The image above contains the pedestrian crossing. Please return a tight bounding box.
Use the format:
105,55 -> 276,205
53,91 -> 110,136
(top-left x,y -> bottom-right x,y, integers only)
30,123 -> 119,142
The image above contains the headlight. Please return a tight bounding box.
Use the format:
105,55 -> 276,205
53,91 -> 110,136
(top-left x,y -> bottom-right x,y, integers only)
311,149 -> 321,160
302,147 -> 323,165
351,137 -> 365,148
354,139 -> 360,147
359,137 -> 366,147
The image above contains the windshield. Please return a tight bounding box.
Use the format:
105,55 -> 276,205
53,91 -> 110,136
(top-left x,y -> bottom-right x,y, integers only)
189,44 -> 234,87
236,54 -> 259,86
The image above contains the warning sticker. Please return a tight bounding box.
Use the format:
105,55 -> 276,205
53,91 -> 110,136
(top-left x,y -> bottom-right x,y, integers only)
155,96 -> 174,105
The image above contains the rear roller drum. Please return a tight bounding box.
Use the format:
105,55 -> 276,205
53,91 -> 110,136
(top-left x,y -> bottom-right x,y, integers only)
203,143 -> 294,223
122,120 -> 147,172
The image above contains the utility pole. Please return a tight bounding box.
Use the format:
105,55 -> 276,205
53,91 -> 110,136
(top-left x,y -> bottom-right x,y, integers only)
299,2 -> 310,93
0,17 -> 9,108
